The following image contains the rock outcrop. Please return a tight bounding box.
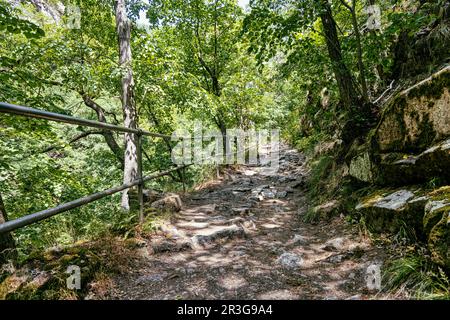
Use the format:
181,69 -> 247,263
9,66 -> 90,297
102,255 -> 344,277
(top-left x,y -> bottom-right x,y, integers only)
356,186 -> 450,269
375,66 -> 450,153
150,193 -> 182,213
355,189 -> 427,234
348,66 -> 450,185
378,138 -> 450,185
423,187 -> 450,269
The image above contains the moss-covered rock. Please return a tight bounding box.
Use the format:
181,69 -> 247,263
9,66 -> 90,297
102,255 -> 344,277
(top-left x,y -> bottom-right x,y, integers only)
377,138 -> 450,185
0,237 -> 137,300
374,66 -> 450,153
348,68 -> 450,186
356,185 -> 450,269
426,203 -> 450,270
355,189 -> 427,234
348,137 -> 449,186
349,151 -> 374,183
422,186 -> 450,270
424,199 -> 449,231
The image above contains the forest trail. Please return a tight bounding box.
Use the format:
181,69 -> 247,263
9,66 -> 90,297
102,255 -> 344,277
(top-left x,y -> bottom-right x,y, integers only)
104,147 -> 389,300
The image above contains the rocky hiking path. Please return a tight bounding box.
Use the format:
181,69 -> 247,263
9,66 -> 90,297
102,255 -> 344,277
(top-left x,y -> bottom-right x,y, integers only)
104,147 -> 390,300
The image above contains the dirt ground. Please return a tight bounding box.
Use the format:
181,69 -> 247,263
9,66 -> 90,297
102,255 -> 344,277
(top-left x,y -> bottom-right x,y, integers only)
100,148 -> 396,300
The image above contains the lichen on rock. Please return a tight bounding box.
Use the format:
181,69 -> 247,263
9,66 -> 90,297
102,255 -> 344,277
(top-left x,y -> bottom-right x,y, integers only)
355,189 -> 427,234
356,185 -> 450,270
374,66 -> 450,153
349,151 -> 374,183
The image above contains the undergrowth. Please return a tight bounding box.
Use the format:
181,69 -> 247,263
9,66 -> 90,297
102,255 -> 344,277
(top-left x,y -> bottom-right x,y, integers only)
383,254 -> 450,299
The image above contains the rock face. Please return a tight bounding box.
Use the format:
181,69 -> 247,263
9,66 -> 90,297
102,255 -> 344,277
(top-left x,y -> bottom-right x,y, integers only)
355,189 -> 426,233
378,138 -> 450,185
348,67 -> 450,185
349,151 -> 374,183
375,66 -> 450,153
356,186 -> 450,270
348,65 -> 450,272
423,187 -> 450,269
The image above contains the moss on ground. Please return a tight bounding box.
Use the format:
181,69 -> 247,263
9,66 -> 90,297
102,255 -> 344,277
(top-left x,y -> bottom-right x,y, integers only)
0,236 -> 138,300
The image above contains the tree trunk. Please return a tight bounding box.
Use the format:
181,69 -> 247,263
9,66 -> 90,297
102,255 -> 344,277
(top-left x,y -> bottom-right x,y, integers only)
146,108 -> 184,182
0,192 -> 16,265
319,0 -> 359,109
349,1 -> 369,102
215,114 -> 227,158
115,0 -> 138,211
367,0 -> 387,85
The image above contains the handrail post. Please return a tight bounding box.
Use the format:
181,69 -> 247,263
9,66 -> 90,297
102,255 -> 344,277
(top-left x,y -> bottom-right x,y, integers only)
136,132 -> 144,224
182,166 -> 186,193
0,192 -> 16,264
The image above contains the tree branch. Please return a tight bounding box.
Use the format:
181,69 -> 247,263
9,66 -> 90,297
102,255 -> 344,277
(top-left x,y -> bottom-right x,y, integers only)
42,130 -> 104,153
373,80 -> 395,104
81,95 -> 125,169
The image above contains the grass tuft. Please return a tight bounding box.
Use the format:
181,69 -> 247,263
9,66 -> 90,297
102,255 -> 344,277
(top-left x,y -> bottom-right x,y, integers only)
383,254 -> 450,299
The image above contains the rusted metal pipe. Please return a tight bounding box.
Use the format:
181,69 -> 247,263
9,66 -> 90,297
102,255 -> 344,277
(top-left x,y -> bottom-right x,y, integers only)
0,165 -> 189,234
0,102 -> 171,139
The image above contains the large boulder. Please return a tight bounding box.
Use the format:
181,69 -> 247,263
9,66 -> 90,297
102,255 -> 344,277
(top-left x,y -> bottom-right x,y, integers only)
348,67 -> 450,185
348,131 -> 450,186
375,66 -> 450,153
356,186 -> 450,270
349,150 -> 374,183
377,138 -> 450,185
355,189 -> 428,234
150,193 -> 182,213
422,186 -> 450,269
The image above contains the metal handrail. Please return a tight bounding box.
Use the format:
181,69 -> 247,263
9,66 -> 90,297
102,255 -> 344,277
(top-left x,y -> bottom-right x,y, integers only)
0,165 -> 188,234
0,102 -> 186,234
0,102 -> 279,234
0,102 -> 171,138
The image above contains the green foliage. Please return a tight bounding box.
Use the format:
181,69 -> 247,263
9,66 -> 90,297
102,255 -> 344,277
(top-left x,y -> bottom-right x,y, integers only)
307,155 -> 334,199
302,207 -> 319,224
0,0 -> 288,259
0,1 -> 448,295
384,254 -> 450,300
0,0 -> 45,39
